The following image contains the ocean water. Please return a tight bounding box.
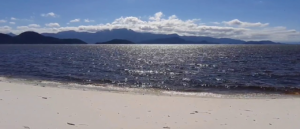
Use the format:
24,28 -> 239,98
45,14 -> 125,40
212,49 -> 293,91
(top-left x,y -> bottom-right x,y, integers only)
0,44 -> 300,94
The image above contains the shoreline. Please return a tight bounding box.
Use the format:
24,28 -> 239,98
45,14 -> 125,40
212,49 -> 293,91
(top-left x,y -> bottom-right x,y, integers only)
0,76 -> 298,99
0,76 -> 300,99
1,80 -> 300,129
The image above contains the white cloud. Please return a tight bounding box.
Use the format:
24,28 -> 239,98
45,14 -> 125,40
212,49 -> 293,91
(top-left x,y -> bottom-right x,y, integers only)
11,17 -> 17,20
70,19 -> 80,23
41,12 -> 58,17
84,19 -> 95,23
0,26 -> 11,33
168,15 -> 178,20
237,26 -> 300,41
1,12 -> 300,42
223,19 -> 269,27
149,12 -> 164,21
45,23 -> 60,27
0,20 -> 6,23
16,24 -> 40,31
17,26 -> 30,30
9,22 -> 15,25
28,24 -> 40,28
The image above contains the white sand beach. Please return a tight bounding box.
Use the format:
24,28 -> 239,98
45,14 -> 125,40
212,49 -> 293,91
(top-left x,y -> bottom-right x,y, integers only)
1,81 -> 300,129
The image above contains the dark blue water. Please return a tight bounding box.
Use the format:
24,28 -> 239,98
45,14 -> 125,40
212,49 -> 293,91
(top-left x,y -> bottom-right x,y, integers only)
0,44 -> 300,94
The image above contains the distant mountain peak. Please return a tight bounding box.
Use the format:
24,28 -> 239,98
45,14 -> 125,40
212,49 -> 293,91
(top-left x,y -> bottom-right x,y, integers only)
19,31 -> 40,34
97,39 -> 134,44
140,37 -> 188,44
19,31 -> 41,36
59,30 -> 77,33
112,28 -> 134,31
7,33 -> 16,37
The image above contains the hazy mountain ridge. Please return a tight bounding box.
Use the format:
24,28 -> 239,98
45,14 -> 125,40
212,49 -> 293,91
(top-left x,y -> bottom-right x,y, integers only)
43,29 -> 179,44
7,33 -> 16,37
42,29 -> 279,44
41,29 -> 243,44
245,41 -> 281,44
139,37 -> 217,44
97,39 -> 134,44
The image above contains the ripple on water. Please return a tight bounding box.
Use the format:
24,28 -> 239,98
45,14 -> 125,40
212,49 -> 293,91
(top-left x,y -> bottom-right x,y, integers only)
0,45 -> 299,96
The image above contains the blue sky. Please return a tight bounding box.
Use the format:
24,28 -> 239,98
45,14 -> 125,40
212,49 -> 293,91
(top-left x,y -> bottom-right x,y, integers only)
0,0 -> 299,42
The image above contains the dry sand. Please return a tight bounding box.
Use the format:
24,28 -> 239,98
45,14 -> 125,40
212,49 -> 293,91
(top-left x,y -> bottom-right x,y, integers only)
0,81 -> 300,129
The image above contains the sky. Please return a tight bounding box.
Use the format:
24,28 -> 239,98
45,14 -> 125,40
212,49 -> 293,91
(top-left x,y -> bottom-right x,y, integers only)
0,0 -> 299,42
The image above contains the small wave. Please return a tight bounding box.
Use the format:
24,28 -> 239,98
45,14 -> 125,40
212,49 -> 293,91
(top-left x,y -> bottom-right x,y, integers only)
1,76 -> 299,98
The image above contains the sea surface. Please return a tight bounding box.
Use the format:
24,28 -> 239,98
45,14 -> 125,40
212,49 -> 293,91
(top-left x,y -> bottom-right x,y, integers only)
0,44 -> 300,95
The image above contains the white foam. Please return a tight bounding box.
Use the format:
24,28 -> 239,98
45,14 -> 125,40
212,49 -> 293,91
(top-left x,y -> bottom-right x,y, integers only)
40,81 -> 62,85
162,91 -> 223,98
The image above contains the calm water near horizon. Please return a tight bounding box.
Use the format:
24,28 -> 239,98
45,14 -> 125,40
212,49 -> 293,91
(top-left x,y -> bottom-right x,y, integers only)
0,44 -> 300,95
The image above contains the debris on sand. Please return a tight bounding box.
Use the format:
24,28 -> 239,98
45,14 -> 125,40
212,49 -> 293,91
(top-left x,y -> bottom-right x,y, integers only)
163,127 -> 170,129
67,123 -> 75,126
190,111 -> 199,114
23,126 -> 30,129
42,97 -> 47,99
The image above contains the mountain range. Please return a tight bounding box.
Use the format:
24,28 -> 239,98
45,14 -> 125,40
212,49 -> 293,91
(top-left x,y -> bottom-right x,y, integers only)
42,29 -> 279,44
0,31 -> 86,44
0,29 -> 282,44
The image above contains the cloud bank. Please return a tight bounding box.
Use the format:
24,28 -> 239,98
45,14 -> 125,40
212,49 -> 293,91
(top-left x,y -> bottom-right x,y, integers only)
45,23 -> 60,27
223,19 -> 269,27
1,12 -> 300,42
28,24 -> 40,28
0,26 -> 11,33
